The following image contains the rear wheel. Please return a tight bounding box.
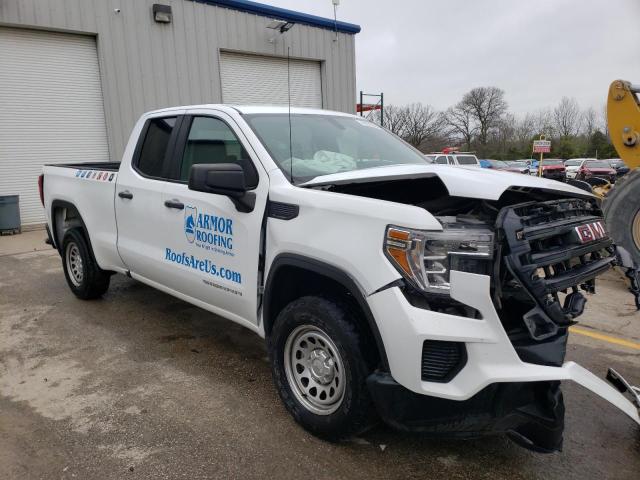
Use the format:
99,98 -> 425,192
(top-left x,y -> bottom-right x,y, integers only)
603,169 -> 640,264
61,228 -> 111,299
268,296 -> 375,440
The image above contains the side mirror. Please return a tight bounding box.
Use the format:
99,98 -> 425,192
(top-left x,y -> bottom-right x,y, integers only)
188,163 -> 255,213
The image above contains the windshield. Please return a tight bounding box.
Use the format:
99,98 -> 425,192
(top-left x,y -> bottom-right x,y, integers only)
585,160 -> 612,168
543,159 -> 564,165
243,114 -> 427,182
456,155 -> 478,165
509,161 -> 527,167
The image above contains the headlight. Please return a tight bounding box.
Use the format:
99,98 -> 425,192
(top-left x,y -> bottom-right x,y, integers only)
384,221 -> 494,295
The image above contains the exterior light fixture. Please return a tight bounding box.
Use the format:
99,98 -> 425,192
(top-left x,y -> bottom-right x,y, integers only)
152,4 -> 172,23
266,19 -> 295,33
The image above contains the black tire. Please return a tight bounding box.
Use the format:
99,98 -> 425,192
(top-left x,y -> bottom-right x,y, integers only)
61,228 -> 111,299
268,296 -> 375,441
603,169 -> 640,265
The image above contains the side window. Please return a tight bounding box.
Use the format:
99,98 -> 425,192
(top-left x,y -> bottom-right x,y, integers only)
136,117 -> 177,178
180,116 -> 258,188
435,156 -> 447,164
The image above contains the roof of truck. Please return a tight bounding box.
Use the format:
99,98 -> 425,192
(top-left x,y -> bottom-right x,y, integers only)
144,105 -> 355,117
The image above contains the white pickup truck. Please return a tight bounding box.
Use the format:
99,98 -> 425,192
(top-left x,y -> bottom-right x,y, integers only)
40,105 -> 639,453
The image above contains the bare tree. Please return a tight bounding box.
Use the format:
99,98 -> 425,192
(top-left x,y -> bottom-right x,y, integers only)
445,102 -> 475,151
581,106 -> 598,137
533,108 -> 555,137
553,96 -> 582,137
462,86 -> 508,145
381,105 -> 407,137
514,113 -> 536,144
401,103 -> 444,147
490,113 -> 517,154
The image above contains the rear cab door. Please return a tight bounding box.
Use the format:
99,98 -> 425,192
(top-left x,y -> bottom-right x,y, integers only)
159,108 -> 269,329
115,111 -> 186,281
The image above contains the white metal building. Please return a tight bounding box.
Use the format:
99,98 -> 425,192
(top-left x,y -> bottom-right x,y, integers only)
0,0 -> 359,226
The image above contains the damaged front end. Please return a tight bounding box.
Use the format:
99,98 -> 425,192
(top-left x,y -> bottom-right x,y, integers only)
323,176 -> 637,452
490,196 -> 615,451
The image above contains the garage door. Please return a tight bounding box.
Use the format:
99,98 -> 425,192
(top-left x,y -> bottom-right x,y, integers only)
0,27 -> 109,226
220,52 -> 322,108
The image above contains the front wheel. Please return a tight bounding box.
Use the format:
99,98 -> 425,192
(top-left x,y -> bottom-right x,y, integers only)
268,296 -> 375,440
61,228 -> 111,299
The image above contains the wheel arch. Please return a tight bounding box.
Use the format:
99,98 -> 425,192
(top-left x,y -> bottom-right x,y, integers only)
50,200 -> 94,256
263,253 -> 389,371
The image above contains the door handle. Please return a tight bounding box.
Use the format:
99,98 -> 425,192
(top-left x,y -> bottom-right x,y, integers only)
164,199 -> 184,210
118,190 -> 133,199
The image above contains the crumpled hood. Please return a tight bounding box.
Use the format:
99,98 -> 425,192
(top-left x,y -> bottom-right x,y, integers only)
300,164 -> 591,201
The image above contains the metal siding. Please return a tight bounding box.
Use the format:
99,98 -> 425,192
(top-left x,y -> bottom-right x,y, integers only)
0,27 -> 109,225
0,0 -> 356,162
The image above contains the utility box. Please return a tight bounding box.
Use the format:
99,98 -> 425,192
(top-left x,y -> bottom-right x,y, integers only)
0,195 -> 21,234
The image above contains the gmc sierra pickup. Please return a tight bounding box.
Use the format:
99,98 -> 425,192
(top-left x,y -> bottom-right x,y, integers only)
40,105 -> 639,453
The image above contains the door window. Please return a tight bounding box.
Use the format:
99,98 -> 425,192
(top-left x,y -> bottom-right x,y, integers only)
179,116 -> 258,187
435,156 -> 448,164
136,117 -> 177,178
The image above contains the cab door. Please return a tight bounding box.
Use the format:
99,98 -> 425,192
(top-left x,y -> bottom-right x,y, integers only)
159,110 -> 269,327
115,113 -> 185,280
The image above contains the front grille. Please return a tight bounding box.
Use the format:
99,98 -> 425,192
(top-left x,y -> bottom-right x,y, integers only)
497,198 -> 614,340
421,340 -> 466,382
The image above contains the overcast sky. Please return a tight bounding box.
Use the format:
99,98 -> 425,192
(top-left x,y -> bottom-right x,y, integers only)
268,0 -> 640,116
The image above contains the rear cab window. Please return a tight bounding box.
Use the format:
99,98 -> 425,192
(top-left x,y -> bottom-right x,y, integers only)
455,155 -> 479,165
134,116 -> 178,178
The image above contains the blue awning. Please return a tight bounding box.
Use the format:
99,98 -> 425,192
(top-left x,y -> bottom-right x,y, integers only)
189,0 -> 361,34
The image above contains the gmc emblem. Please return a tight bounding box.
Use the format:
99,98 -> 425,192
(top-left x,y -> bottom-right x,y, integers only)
575,221 -> 607,244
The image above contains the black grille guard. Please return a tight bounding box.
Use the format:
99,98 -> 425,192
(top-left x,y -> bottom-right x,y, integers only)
496,198 -> 615,340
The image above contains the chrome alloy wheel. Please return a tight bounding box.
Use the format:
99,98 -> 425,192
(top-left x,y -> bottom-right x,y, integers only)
284,325 -> 346,415
65,242 -> 84,287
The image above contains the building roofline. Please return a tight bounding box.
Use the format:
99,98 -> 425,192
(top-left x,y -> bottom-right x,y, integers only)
189,0 -> 361,34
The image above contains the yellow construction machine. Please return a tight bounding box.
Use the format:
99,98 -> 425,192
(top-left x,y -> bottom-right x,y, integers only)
604,80 -> 640,265
602,80 -> 640,407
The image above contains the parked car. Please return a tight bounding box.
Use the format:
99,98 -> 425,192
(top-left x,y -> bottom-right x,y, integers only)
576,159 -> 617,183
479,159 -> 491,168
484,159 -> 525,173
429,152 -> 481,167
505,160 -> 531,174
605,158 -> 630,177
564,158 -> 586,179
530,158 -> 566,181
484,159 -> 507,169
39,105 -> 639,453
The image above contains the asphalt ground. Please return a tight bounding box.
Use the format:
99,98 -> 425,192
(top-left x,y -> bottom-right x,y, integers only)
1,231 -> 639,479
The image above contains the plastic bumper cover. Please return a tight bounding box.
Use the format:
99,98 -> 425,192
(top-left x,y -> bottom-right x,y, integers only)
366,270 -> 640,426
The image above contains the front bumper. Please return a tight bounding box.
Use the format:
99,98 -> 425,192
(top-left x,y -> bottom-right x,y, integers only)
366,271 -> 640,432
367,372 -> 565,452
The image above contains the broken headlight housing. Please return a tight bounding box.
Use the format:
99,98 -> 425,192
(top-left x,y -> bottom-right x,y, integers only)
384,218 -> 494,295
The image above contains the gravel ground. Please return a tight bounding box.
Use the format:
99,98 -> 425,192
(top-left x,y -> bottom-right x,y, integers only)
1,234 -> 639,479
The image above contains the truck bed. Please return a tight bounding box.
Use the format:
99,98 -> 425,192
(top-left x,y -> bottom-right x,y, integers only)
42,162 -> 123,272
46,161 -> 120,171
